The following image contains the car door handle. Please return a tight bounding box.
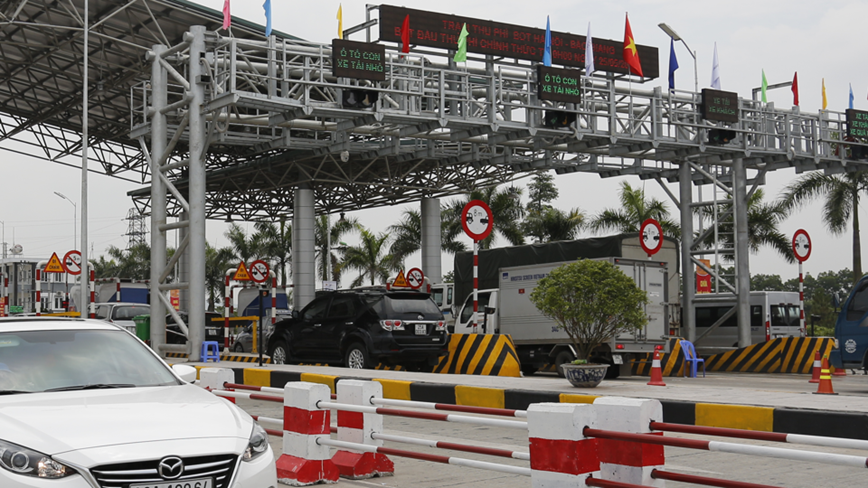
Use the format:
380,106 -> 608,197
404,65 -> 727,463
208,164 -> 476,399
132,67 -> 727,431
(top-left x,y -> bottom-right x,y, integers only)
314,323 -> 322,327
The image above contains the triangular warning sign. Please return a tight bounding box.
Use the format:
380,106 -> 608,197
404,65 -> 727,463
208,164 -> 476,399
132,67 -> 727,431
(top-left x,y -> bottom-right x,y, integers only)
45,252 -> 66,273
233,262 -> 252,281
391,269 -> 410,288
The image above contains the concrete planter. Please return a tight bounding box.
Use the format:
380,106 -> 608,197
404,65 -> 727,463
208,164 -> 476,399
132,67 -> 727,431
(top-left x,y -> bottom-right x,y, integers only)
562,363 -> 609,388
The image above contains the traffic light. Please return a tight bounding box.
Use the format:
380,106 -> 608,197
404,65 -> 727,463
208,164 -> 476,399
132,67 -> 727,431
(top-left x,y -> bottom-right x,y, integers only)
707,128 -> 737,145
543,110 -> 576,129
342,89 -> 379,109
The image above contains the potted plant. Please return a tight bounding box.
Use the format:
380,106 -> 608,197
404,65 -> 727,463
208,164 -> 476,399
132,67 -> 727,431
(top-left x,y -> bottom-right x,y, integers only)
529,259 -> 649,388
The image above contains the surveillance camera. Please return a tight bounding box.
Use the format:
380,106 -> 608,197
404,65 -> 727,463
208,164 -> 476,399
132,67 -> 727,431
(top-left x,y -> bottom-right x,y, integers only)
340,151 -> 350,163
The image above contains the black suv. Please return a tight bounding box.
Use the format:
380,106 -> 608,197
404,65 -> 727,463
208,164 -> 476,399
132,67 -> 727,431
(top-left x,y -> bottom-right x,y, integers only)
265,290 -> 448,369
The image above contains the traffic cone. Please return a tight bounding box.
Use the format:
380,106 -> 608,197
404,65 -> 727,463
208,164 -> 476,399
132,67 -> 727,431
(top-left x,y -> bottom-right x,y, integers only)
832,363 -> 848,377
808,351 -> 821,384
647,350 -> 666,386
813,357 -> 838,395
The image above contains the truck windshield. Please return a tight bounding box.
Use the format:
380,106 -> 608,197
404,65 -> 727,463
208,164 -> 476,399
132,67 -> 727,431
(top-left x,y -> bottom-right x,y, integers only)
460,292 -> 490,323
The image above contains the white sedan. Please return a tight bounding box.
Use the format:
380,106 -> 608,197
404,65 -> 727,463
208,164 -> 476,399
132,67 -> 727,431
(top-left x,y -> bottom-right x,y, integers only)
0,317 -> 277,488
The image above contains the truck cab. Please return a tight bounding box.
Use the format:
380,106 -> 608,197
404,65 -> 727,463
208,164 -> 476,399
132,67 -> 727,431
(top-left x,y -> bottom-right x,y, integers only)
429,282 -> 456,329
831,275 -> 868,371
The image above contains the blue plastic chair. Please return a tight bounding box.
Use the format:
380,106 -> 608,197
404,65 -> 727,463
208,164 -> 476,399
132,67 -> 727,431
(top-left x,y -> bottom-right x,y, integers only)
201,341 -> 221,363
679,340 -> 705,378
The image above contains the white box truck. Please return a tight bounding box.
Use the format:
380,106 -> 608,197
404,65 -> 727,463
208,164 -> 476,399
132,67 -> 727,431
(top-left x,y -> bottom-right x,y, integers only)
454,257 -> 670,377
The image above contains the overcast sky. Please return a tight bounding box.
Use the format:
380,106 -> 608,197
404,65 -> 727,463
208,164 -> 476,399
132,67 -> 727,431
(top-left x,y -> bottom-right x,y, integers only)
3,0 -> 867,285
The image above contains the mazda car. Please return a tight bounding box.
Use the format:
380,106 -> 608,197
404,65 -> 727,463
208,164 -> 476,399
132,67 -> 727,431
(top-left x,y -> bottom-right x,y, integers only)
0,317 -> 277,488
266,290 -> 448,370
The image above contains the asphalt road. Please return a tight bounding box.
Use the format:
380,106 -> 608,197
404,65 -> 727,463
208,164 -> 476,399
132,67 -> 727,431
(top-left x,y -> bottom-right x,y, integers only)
234,394 -> 868,488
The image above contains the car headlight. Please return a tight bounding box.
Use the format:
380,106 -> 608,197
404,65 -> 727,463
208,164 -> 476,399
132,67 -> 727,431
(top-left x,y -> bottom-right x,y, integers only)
243,423 -> 269,462
0,439 -> 75,478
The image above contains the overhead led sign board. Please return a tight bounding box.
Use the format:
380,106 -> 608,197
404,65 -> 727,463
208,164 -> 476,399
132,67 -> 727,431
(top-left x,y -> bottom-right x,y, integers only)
378,5 -> 659,79
537,66 -> 582,103
332,39 -> 386,81
701,89 -> 739,123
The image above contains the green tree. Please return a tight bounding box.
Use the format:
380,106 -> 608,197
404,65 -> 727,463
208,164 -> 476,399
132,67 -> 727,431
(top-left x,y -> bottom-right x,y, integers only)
524,207 -> 585,243
92,255 -> 118,278
780,171 -> 868,283
697,188 -> 793,262
341,229 -> 400,287
589,181 -> 681,238
751,274 -> 786,291
526,173 -> 559,214
442,270 -> 455,283
529,259 -> 648,361
205,243 -> 236,312
316,214 -> 361,285
103,243 -> 152,280
225,223 -> 260,264
388,208 -> 468,267
252,220 -> 292,288
445,185 -> 525,249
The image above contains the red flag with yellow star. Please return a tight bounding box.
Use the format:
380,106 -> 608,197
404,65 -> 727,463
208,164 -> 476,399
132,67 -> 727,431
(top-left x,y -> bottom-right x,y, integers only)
623,14 -> 643,77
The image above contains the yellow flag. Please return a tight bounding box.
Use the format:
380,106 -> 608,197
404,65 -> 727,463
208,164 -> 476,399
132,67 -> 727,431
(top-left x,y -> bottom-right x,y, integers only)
337,4 -> 343,39
822,78 -> 827,110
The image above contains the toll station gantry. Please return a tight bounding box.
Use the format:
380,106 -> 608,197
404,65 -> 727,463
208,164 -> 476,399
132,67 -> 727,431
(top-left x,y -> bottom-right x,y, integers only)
2,2 -> 866,360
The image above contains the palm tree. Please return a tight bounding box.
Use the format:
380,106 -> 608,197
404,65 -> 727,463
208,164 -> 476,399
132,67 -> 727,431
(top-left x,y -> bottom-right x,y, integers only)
588,181 -> 681,238
696,188 -> 794,263
444,185 -> 526,249
341,229 -> 399,287
524,207 -> 586,242
92,255 -> 118,279
780,171 -> 868,283
388,208 -> 468,267
205,243 -> 236,311
104,243 -> 152,280
252,220 -> 292,288
315,214 -> 360,285
225,223 -> 259,264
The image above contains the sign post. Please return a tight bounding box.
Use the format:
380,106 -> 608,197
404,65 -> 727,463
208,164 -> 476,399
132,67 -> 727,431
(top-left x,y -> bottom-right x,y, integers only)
462,200 -> 494,333
792,229 -> 812,338
406,268 -> 425,290
639,218 -> 663,258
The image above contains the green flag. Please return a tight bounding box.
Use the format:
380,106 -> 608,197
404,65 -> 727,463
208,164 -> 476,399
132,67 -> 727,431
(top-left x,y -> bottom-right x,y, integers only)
454,23 -> 469,62
761,69 -> 768,103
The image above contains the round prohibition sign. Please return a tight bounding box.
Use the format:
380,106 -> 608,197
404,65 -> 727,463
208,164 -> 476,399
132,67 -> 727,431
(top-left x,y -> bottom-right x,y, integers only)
406,268 -> 425,289
249,260 -> 271,283
792,229 -> 811,263
63,250 -> 82,275
461,200 -> 494,241
639,218 -> 663,256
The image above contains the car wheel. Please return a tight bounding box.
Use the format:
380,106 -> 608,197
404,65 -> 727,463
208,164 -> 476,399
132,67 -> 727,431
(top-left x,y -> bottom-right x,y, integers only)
554,350 -> 574,378
344,342 -> 371,369
270,340 -> 288,365
233,342 -> 244,353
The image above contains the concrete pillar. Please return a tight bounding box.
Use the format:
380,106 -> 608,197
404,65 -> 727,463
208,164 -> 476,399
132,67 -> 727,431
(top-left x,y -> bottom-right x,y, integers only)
149,44 -> 168,355
293,187 -> 315,310
421,197 -> 442,283
679,162 -> 695,341
733,158 -> 751,348
187,26 -> 207,361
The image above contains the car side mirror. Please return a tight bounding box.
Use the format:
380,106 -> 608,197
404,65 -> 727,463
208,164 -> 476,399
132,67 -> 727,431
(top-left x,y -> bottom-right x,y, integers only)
292,310 -> 300,319
172,364 -> 198,383
832,292 -> 841,309
485,306 -> 496,315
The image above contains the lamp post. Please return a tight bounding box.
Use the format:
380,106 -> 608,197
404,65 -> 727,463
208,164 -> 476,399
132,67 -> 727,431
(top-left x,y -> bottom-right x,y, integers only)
53,192 -> 77,250
0,220 -> 5,259
658,23 -> 698,94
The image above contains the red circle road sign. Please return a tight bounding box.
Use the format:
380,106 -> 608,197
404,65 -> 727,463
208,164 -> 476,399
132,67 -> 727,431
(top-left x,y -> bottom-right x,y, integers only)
792,229 -> 811,263
640,219 -> 664,256
249,260 -> 271,283
406,268 -> 425,289
461,200 -> 494,241
63,250 -> 82,275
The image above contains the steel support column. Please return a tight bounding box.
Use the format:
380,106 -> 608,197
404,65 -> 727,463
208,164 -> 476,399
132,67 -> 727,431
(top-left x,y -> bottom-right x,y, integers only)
293,187 -> 315,310
421,197 -> 442,283
149,44 -> 167,354
733,157 -> 751,348
187,26 -> 207,361
679,162 -> 695,341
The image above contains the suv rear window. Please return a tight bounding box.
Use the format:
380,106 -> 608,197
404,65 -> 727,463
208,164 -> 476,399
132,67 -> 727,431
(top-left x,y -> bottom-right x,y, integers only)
385,296 -> 441,314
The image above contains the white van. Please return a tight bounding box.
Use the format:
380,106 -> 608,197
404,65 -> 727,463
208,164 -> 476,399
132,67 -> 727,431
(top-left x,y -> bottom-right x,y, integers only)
693,291 -> 802,348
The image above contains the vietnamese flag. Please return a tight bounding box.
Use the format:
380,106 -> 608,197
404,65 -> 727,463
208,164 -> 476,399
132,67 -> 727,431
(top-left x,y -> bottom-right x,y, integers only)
401,14 -> 410,53
623,14 -> 643,77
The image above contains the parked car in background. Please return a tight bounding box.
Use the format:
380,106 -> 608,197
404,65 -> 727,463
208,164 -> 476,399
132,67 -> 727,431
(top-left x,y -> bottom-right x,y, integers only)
0,316 -> 277,487
165,311 -> 224,344
266,289 -> 448,370
94,302 -> 150,335
233,323 -> 273,353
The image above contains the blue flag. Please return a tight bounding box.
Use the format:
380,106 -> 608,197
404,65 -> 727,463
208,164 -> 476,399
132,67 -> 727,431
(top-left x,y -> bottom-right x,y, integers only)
543,16 -> 552,67
263,0 -> 272,37
850,83 -> 854,109
668,38 -> 679,91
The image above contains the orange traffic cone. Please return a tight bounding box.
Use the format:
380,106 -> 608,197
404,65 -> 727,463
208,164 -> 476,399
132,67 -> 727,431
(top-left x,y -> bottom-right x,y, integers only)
813,357 -> 838,395
808,351 -> 821,384
647,350 -> 666,386
832,363 -> 848,377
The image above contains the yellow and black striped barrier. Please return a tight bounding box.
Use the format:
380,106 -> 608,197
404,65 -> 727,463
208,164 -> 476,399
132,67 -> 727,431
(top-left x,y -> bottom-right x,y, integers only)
432,334 -> 521,377
631,338 -> 684,376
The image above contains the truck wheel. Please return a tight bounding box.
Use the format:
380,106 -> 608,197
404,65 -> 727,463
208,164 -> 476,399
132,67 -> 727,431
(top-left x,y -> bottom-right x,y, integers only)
521,365 -> 539,376
554,350 -> 574,378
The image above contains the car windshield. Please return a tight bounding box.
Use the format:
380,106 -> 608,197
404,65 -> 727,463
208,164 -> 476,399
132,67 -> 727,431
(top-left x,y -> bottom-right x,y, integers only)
0,328 -> 180,394
113,306 -> 149,320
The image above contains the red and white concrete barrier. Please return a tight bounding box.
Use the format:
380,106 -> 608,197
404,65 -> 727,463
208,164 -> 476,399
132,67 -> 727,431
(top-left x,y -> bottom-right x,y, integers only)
594,397 -> 664,486
331,380 -> 394,479
527,402 -> 599,487
199,368 -> 236,403
276,382 -> 339,486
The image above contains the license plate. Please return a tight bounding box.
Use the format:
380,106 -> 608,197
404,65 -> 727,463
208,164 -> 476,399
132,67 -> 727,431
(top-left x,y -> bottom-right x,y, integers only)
132,478 -> 212,488
207,329 -> 219,336
612,354 -> 623,365
415,323 -> 427,335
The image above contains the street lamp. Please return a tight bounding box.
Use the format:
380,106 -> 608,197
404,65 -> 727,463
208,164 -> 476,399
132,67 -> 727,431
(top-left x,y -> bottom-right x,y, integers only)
658,23 -> 698,94
54,192 -> 77,250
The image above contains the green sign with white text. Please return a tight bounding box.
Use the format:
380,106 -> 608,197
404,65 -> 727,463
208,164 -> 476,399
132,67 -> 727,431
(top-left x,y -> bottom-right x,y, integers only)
847,109 -> 868,139
537,65 -> 582,104
332,39 -> 386,81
